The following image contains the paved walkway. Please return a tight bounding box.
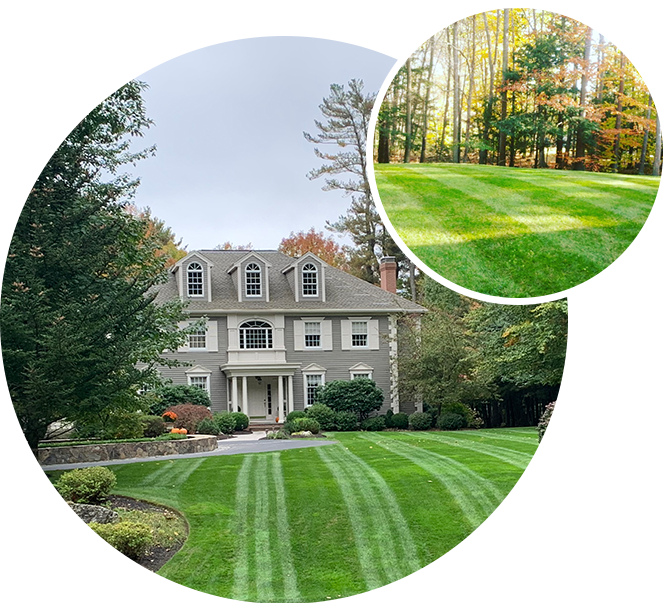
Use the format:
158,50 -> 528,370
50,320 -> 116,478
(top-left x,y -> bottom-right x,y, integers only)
41,434 -> 338,471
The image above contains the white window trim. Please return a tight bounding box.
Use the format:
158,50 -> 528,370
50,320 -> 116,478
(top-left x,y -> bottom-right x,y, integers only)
186,365 -> 212,397
178,320 -> 219,353
303,320 -> 322,349
187,262 -> 205,298
302,364 -> 326,408
349,363 -> 374,381
301,263 -> 319,298
341,318 -> 379,351
239,319 -> 274,349
245,262 -> 262,298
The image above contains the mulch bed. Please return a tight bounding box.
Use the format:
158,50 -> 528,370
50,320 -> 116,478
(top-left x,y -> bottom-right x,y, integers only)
108,495 -> 189,572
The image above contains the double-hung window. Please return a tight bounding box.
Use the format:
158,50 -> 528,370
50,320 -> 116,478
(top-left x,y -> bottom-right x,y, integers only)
188,375 -> 209,391
304,321 -> 321,348
302,263 -> 318,297
305,374 -> 323,406
351,321 -> 368,347
188,327 -> 207,350
245,263 -> 262,297
187,262 -> 203,297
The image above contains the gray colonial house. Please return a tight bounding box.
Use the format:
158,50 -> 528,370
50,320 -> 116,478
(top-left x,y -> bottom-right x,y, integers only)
153,250 -> 425,423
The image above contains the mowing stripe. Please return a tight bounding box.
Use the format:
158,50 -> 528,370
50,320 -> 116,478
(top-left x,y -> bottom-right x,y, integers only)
338,448 -> 421,575
138,460 -> 178,487
407,432 -> 533,469
254,455 -> 275,602
449,431 -> 539,446
340,449 -> 421,577
360,433 -> 501,528
168,457 -> 206,488
270,453 -> 301,603
321,444 -> 400,584
232,454 -> 253,601
316,446 -> 384,590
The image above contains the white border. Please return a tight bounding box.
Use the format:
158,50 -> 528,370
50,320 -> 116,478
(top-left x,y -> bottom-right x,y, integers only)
366,2 -> 670,305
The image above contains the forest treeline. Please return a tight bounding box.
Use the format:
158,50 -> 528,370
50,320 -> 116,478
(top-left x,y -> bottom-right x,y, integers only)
376,9 -> 662,174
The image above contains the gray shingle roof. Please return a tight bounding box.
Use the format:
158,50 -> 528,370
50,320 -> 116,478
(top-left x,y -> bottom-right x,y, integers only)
154,250 -> 426,314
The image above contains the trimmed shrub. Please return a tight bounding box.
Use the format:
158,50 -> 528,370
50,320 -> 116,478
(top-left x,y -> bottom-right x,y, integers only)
538,401 -> 555,442
165,404 -> 212,434
90,521 -> 152,560
306,403 -> 336,431
139,415 -> 165,438
408,411 -> 432,431
213,412 -> 237,435
149,384 -> 211,416
437,412 -> 467,431
361,416 -> 386,431
293,417 -> 320,434
384,408 -> 394,427
317,379 -> 384,421
389,412 -> 409,430
196,418 -> 220,435
230,411 -> 249,431
333,410 -> 358,432
442,402 -> 483,429
55,466 -> 117,504
281,419 -> 299,435
286,410 -> 307,422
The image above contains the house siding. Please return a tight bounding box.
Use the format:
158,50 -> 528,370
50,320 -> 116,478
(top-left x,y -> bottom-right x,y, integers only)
158,316 -> 229,413
285,315 -> 392,412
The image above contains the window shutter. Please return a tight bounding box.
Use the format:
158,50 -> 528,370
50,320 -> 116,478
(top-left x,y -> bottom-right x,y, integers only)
177,321 -> 189,353
294,319 -> 305,351
369,319 -> 379,350
206,320 -> 218,352
322,320 -> 332,350
341,319 -> 351,351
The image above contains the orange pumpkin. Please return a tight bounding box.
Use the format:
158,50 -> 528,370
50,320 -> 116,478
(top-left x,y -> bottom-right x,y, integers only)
170,428 -> 180,434
179,428 -> 188,434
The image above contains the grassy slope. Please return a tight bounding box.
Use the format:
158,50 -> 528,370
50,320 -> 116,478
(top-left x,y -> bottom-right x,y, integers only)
99,428 -> 538,602
374,163 -> 658,297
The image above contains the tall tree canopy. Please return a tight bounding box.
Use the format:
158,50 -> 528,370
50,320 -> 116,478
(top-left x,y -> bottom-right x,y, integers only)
376,9 -> 662,174
1,81 -> 191,452
278,228 -> 349,269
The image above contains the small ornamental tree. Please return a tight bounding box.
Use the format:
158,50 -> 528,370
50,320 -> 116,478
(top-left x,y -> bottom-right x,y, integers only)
149,385 -> 210,415
165,404 -> 212,434
316,379 -> 384,422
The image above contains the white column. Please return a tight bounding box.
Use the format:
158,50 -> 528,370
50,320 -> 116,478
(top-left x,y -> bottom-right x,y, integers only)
242,375 -> 248,416
232,376 -> 238,412
288,375 -> 294,414
278,376 -> 285,422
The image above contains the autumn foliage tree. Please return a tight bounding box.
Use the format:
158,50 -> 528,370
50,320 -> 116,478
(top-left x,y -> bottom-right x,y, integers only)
278,228 -> 349,268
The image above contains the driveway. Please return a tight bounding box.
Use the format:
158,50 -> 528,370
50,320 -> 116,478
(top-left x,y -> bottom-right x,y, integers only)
40,433 -> 338,471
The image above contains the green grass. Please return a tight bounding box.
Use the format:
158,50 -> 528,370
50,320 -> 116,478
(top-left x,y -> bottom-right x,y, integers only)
374,163 -> 659,297
45,428 -> 539,601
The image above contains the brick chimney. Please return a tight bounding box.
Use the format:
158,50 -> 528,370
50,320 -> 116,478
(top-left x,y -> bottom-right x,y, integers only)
380,256 -> 397,294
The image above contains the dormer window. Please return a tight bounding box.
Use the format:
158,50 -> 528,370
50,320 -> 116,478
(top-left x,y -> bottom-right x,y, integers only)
302,263 -> 318,297
239,320 -> 273,349
245,263 -> 262,297
187,262 -> 204,297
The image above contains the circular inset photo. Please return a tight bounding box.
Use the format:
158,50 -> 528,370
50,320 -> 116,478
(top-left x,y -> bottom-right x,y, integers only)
371,9 -> 662,299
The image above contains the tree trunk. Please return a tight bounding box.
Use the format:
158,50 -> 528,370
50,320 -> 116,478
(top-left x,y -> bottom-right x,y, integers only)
479,12 -> 499,165
497,8 -> 510,166
638,93 -> 652,174
404,59 -> 412,164
420,37 -> 435,163
612,52 -> 625,173
452,21 -> 461,163
653,114 -> 662,176
463,15 -> 476,162
574,27 -> 592,170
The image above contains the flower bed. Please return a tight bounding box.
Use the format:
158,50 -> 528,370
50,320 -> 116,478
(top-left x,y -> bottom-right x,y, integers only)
38,434 -> 217,466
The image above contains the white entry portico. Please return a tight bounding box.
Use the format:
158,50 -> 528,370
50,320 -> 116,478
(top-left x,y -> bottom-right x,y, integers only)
222,363 -> 300,423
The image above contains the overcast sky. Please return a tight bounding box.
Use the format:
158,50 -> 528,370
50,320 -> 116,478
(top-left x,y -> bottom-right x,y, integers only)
126,37 -> 394,251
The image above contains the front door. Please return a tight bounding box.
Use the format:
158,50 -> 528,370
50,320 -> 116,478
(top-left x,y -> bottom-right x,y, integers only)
247,377 -> 275,420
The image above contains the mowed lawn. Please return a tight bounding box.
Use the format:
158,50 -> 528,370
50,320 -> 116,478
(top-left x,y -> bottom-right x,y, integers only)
374,163 -> 659,297
82,428 -> 538,602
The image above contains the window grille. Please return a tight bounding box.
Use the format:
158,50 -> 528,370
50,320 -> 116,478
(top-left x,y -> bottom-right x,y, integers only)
351,321 -> 368,347
246,263 -> 262,297
304,321 -> 321,347
187,262 -> 203,296
302,263 -> 318,296
239,320 -> 273,349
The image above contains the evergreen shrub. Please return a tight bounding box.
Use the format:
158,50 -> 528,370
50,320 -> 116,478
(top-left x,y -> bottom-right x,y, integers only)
196,418 -> 220,435
293,417 -> 320,434
55,466 -> 117,504
361,416 -> 386,431
408,411 -> 432,431
213,412 -> 237,435
306,403 -> 336,430
333,411 -> 358,432
90,521 -> 152,560
389,412 -> 409,429
437,412 -> 466,431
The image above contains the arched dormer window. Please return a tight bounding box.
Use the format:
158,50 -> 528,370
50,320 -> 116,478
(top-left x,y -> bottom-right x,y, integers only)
245,262 -> 262,297
187,262 -> 204,296
302,263 -> 318,297
239,320 -> 273,349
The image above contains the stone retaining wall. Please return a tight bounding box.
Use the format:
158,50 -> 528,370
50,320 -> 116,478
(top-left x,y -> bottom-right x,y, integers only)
38,435 -> 217,466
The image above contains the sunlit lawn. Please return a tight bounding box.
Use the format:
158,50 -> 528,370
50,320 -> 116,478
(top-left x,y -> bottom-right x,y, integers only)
374,163 -> 659,297
50,428 -> 538,602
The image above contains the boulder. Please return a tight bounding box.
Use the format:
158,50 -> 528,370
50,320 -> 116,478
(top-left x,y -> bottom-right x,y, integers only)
68,502 -> 119,524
